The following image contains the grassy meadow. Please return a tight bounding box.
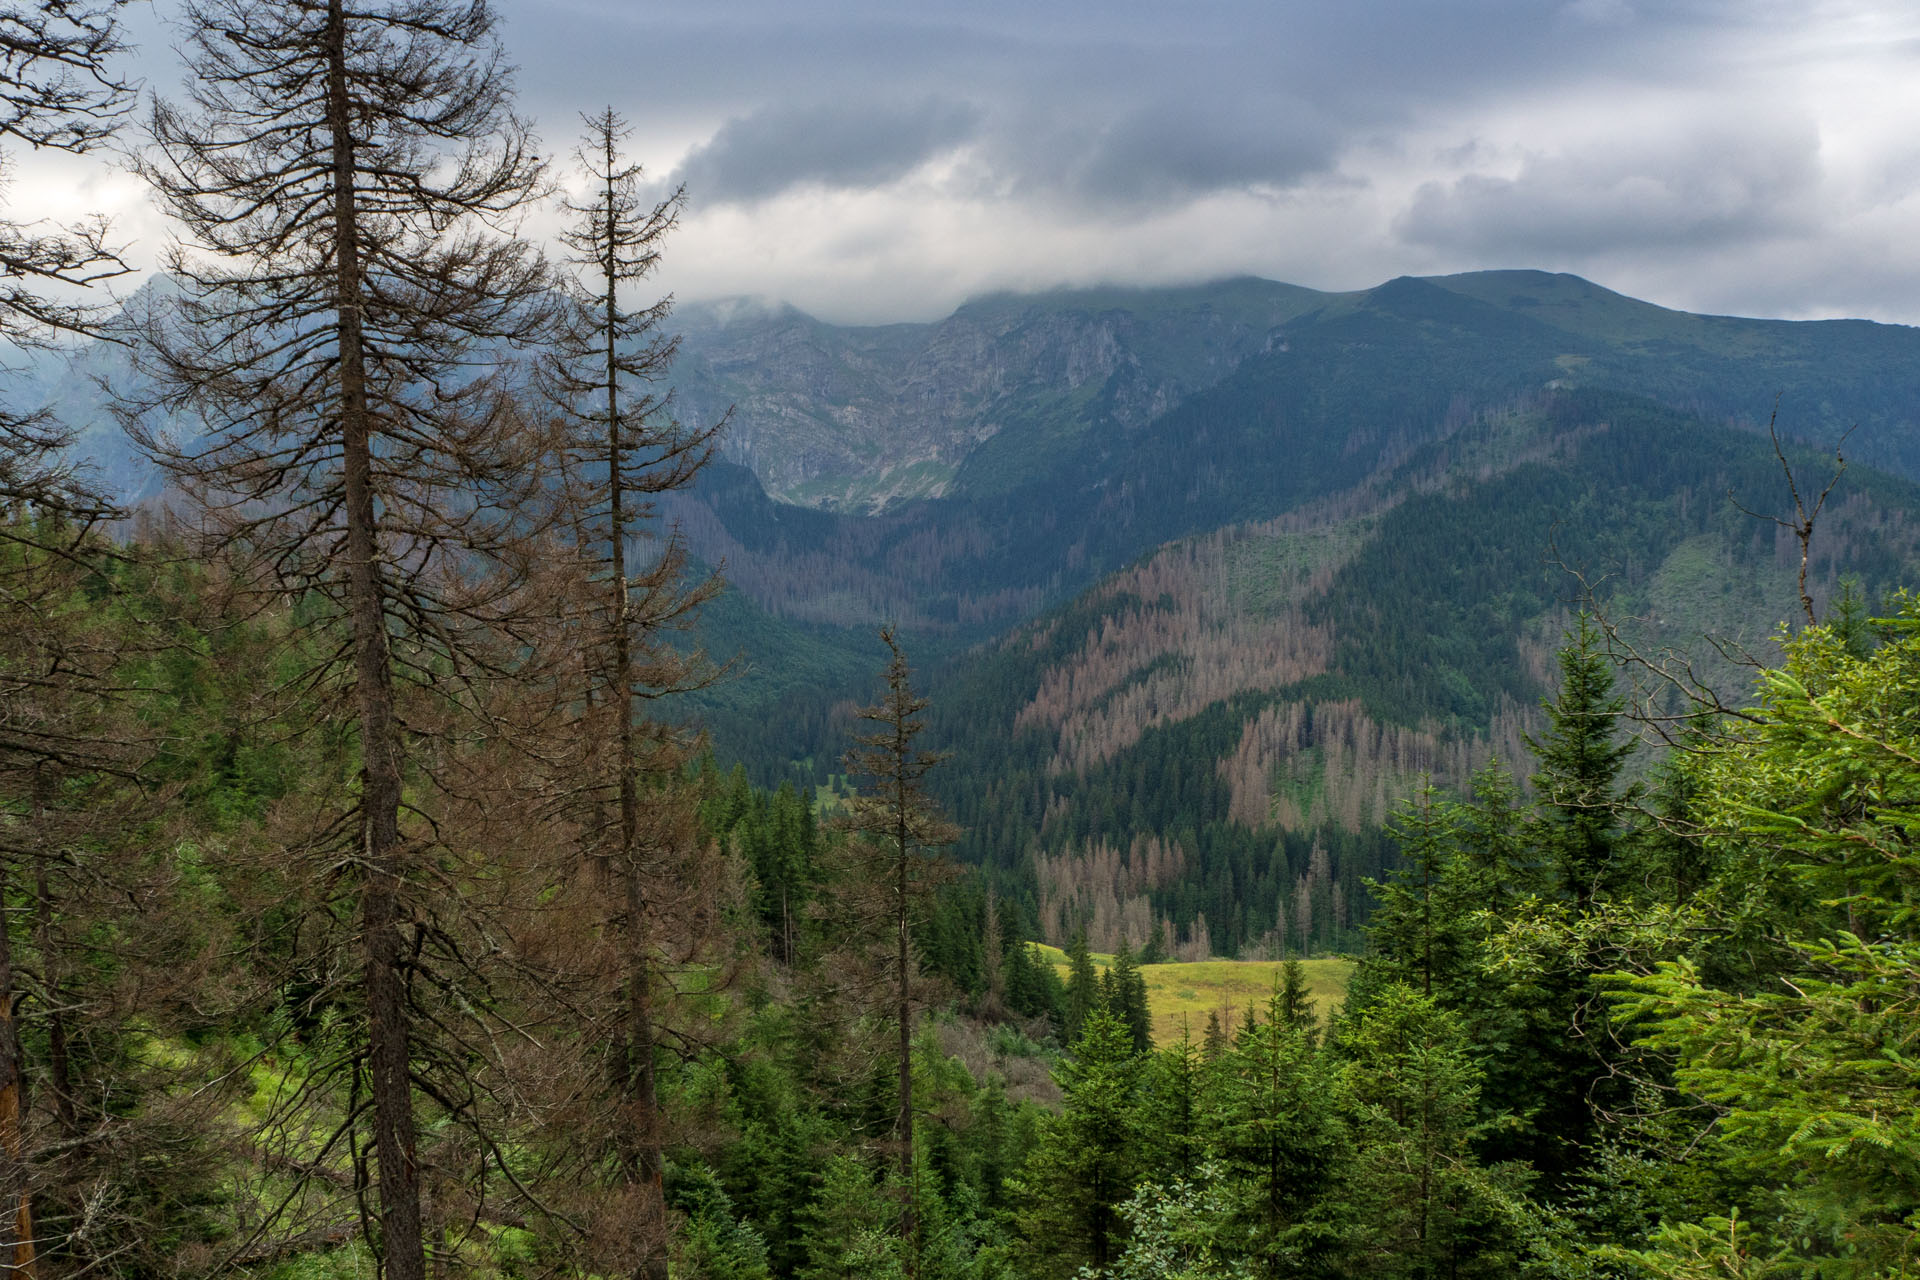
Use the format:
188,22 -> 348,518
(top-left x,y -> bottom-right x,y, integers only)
1031,944 -> 1355,1045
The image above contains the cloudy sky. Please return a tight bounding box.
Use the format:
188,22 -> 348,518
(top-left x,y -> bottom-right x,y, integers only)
23,0 -> 1920,325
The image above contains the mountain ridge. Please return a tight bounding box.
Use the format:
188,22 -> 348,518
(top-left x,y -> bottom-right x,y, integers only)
50,267 -> 1920,514
670,267 -> 1920,512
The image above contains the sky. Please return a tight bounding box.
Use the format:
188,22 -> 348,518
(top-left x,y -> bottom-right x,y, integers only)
20,0 -> 1920,326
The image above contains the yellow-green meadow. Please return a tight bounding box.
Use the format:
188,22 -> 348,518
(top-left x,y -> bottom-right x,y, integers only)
1032,944 -> 1354,1045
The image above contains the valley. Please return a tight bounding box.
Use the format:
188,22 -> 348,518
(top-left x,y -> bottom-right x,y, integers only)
621,273 -> 1920,960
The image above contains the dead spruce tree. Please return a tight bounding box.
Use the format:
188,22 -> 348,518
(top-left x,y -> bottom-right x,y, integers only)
0,5 -> 147,1272
0,0 -> 133,517
124,2 -> 555,1275
840,627 -> 958,1269
537,107 -> 723,1280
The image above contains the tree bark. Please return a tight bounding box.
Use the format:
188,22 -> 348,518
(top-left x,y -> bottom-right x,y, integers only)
896,805 -> 915,1269
326,3 -> 422,1276
0,867 -> 35,1279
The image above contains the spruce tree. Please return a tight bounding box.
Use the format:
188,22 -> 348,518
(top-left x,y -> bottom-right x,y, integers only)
1528,614 -> 1638,907
1013,1010 -> 1144,1276
1367,782 -> 1469,1000
1344,985 -> 1528,1278
840,627 -> 960,1262
1278,959 -> 1315,1038
543,106 -> 722,1280
1109,942 -> 1153,1053
1064,929 -> 1099,1041
1139,1019 -> 1204,1179
1202,1010 -> 1229,1060
1605,608 -> 1920,1279
1208,989 -> 1346,1276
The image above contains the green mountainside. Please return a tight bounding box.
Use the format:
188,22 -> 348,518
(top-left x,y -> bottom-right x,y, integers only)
659,268 -> 1920,517
52,267 -> 1920,959
667,278 -> 1338,511
661,276 -> 1920,963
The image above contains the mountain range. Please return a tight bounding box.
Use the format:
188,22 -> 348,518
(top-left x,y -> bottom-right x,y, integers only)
659,270 -> 1920,957
52,268 -> 1920,956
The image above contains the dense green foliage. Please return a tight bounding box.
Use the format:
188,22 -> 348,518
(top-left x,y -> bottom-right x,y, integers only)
7,0 -> 1920,1268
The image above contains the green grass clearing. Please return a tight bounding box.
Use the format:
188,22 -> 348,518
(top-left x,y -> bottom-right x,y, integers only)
1030,944 -> 1354,1045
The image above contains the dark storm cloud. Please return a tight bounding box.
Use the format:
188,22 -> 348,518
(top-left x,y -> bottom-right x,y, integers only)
501,0 -> 1738,210
1020,94 -> 1339,207
670,98 -> 980,202
1397,120 -> 1823,255
461,0 -> 1920,325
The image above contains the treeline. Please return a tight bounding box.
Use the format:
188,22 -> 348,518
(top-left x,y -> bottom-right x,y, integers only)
905,388 -> 1920,962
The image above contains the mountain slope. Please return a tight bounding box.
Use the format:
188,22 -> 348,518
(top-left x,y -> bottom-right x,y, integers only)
667,268 -> 1920,515
912,388 -> 1920,958
669,277 -> 1338,511
54,268 -> 1920,961
53,268 -> 1920,523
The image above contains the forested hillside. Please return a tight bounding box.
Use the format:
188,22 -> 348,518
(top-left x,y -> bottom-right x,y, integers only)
696,385 -> 1920,959
10,510 -> 1919,1280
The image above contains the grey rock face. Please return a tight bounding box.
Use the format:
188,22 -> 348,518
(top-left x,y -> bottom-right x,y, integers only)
669,278 -> 1329,511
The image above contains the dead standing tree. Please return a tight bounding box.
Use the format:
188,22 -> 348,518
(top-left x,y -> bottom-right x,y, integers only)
1728,402 -> 1853,629
123,2 -> 554,1276
0,0 -> 133,519
839,626 -> 958,1272
540,106 -> 722,1280
0,4 -> 139,1271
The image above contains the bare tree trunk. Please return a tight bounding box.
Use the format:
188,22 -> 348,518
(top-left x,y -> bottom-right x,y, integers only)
843,629 -> 956,1277
0,868 -> 35,1279
30,863 -> 70,1139
896,818 -> 915,1271
326,3 -> 421,1276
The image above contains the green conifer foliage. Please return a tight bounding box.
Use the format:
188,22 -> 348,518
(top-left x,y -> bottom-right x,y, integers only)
1109,942 -> 1153,1052
1140,1020 -> 1206,1181
1278,959 -> 1316,1040
1003,937 -> 1066,1027
1365,784 -> 1471,1000
1527,614 -> 1639,907
1012,1010 -> 1144,1276
1064,930 -> 1099,1041
1452,756 -> 1537,913
1343,984 -> 1530,1279
800,1156 -> 896,1280
1203,1010 -> 1230,1061
1206,991 -> 1347,1276
1607,607 -> 1920,1279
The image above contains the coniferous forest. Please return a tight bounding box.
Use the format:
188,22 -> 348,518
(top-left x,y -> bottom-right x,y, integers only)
0,3 -> 1918,1280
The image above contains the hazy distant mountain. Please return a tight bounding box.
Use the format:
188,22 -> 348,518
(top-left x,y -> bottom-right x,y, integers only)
649,274 -> 1920,957
668,278 -> 1334,511
49,268 -> 1920,514
669,269 -> 1920,515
